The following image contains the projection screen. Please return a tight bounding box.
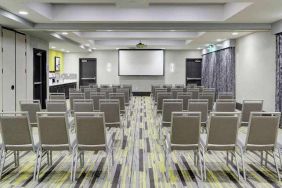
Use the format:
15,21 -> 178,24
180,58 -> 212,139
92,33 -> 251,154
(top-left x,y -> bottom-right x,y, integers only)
118,50 -> 164,76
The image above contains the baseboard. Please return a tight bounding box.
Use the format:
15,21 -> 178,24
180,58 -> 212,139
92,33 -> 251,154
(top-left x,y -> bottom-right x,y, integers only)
132,92 -> 151,96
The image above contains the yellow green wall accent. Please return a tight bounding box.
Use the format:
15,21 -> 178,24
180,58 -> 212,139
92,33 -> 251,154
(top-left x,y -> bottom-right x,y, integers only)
48,49 -> 64,73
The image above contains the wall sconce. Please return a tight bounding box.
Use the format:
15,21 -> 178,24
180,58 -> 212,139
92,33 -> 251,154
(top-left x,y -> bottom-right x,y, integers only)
170,63 -> 175,72
106,63 -> 112,72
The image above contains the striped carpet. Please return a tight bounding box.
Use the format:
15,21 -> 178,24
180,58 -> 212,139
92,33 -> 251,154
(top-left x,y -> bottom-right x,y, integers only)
0,96 -> 281,187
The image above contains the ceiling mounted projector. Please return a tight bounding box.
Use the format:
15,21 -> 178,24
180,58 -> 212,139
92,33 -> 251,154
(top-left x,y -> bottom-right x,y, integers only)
136,41 -> 147,48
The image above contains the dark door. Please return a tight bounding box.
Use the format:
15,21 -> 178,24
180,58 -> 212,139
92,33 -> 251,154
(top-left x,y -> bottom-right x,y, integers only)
186,58 -> 202,86
33,49 -> 47,109
79,58 -> 97,86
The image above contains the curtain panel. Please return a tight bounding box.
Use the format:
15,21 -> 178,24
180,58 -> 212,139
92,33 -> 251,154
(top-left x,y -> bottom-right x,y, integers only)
275,33 -> 282,113
201,47 -> 236,94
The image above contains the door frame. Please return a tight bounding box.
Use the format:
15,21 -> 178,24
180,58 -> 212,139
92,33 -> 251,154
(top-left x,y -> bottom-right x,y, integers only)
79,58 -> 97,87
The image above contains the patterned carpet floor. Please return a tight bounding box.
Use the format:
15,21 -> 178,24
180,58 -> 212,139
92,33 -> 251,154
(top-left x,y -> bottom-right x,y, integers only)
0,96 -> 281,187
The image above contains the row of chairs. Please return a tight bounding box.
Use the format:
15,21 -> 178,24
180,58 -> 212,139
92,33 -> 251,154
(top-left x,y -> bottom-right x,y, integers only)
0,111 -> 113,181
164,111 -> 282,181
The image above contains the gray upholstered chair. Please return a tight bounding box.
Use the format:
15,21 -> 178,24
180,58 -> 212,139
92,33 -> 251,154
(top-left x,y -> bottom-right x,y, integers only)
80,85 -> 90,92
0,112 -> 37,179
218,92 -> 234,99
163,84 -> 172,92
165,112 -> 202,179
100,88 -> 113,99
73,99 -> 94,112
35,112 -> 75,181
199,92 -> 215,111
188,99 -> 209,129
213,101 -> 236,112
112,84 -> 121,92
237,112 -> 281,181
49,93 -> 66,100
19,100 -> 41,127
46,99 -> 67,112
157,92 -> 172,113
202,88 -> 216,93
84,88 -> 97,99
177,92 -> 192,111
175,84 -> 185,88
187,84 -> 197,88
89,83 -> 98,88
171,88 -> 184,99
90,92 -> 106,111
71,112 -> 114,181
240,100 -> 263,125
69,88 -> 81,94
109,93 -> 126,114
154,88 -> 167,104
200,112 -> 241,180
187,88 -> 200,99
151,85 -> 161,99
160,99 -> 183,139
116,88 -> 130,106
69,93 -> 85,111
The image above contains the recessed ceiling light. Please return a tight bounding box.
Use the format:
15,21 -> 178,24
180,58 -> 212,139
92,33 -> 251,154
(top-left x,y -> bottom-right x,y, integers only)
107,30 -> 113,32
197,47 -> 202,50
51,46 -> 56,49
116,48 -> 119,50
169,30 -> 176,32
92,48 -> 96,50
80,45 -> 85,49
85,44 -> 90,47
19,11 -> 28,15
216,39 -> 224,42
232,32 -> 239,36
66,50 -> 70,53
62,32 -> 68,35
61,49 -> 65,51
88,49 -> 92,52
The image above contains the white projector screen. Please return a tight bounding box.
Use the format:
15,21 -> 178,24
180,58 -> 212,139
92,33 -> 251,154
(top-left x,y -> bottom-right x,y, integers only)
119,50 -> 164,76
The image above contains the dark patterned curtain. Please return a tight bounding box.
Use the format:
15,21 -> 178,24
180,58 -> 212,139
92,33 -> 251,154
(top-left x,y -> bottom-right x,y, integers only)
201,47 -> 235,94
275,33 -> 282,113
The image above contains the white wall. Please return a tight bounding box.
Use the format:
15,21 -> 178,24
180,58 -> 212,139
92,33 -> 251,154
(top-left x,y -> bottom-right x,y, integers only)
64,50 -> 202,91
236,31 -> 276,111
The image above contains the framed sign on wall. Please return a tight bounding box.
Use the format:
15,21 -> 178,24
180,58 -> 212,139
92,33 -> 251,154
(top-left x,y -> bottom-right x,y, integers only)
55,56 -> 60,71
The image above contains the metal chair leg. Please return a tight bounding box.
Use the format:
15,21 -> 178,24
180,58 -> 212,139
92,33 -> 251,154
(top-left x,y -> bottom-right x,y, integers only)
36,149 -> 43,181
0,150 -> 6,179
278,148 -> 282,170
239,147 -> 246,181
272,150 -> 281,181
233,151 -> 240,180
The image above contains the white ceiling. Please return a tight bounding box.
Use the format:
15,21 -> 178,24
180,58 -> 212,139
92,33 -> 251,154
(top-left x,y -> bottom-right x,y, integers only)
0,0 -> 281,52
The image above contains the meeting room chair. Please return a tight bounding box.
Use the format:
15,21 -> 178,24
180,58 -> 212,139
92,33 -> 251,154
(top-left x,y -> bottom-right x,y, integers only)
187,88 -> 200,99
116,88 -> 130,106
71,112 -> 114,181
218,92 -> 234,99
165,112 -> 202,179
240,100 -> 263,125
199,112 -> 241,180
188,99 -> 209,131
213,101 -> 236,112
80,85 -> 90,92
46,99 -> 67,112
89,83 -> 98,88
154,88 -> 167,104
73,99 -> 94,112
112,84 -> 121,92
199,92 -> 215,111
90,92 -> 106,111
100,87 -> 113,99
84,88 -> 97,99
109,93 -> 126,114
35,112 -> 75,181
49,93 -> 66,100
156,92 -> 172,113
160,99 -> 183,139
175,84 -> 185,88
177,92 -> 192,111
19,100 -> 41,127
203,88 -> 216,93
187,84 -> 197,88
69,88 -> 81,94
99,99 -> 124,137
171,88 -> 184,99
151,85 -> 161,98
0,112 -> 37,179
69,93 -> 85,111
236,112 -> 281,181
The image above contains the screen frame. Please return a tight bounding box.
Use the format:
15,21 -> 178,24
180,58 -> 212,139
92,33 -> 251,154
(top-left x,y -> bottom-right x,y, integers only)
118,49 -> 165,76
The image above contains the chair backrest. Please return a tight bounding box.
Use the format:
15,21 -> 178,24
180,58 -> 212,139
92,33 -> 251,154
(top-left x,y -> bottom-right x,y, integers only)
154,88 -> 167,101
69,93 -> 85,110
46,100 -> 67,112
80,85 -> 90,92
218,92 -> 234,99
49,93 -> 65,100
216,99 -> 236,102
121,84 -> 132,95
0,112 -> 35,151
187,84 -> 197,88
171,88 -> 184,99
99,99 -> 120,127
186,88 -> 199,99
163,84 -> 172,91
37,112 -> 71,151
175,84 -> 185,88
109,93 -> 125,111
188,99 -> 208,123
116,88 -> 130,105
74,112 -> 106,150
73,99 -> 94,112
245,112 -> 280,150
89,83 -> 98,88
170,112 -> 201,150
19,100 -> 41,125
112,85 -> 121,92
100,84 -> 110,88
241,100 -> 263,123
177,92 -> 192,111
213,101 -> 236,112
195,86 -> 205,92
90,92 -> 106,111
100,88 -> 113,98
69,88 -> 81,93
199,92 -> 215,111
203,88 -> 216,93
84,88 -> 98,99
162,99 -> 183,127
151,85 -> 161,96
157,92 -> 172,111
205,112 -> 241,150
